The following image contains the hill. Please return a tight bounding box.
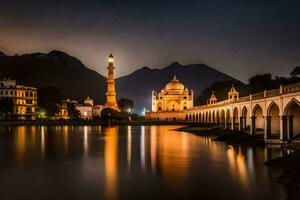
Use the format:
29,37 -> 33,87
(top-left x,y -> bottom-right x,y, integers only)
0,50 -> 107,104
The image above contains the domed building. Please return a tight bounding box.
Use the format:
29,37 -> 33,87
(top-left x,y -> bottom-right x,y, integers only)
147,76 -> 193,121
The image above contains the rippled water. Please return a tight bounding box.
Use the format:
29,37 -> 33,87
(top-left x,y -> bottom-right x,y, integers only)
0,125 -> 290,200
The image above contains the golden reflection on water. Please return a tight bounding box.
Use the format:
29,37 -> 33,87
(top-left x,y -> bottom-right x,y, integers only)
140,126 -> 146,172
15,126 -> 26,163
155,126 -> 189,182
41,126 -> 45,158
150,126 -> 157,173
7,125 -> 289,200
84,126 -> 88,157
227,145 -> 250,190
63,126 -> 69,155
127,126 -> 132,169
104,126 -> 119,200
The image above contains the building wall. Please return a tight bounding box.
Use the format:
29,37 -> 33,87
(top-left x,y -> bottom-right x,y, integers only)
0,80 -> 37,120
145,112 -> 186,121
152,90 -> 193,112
76,105 -> 93,119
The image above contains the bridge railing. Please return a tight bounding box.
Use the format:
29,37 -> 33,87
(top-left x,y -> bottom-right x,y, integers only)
251,92 -> 264,100
238,96 -> 250,102
187,82 -> 300,112
283,82 -> 300,94
266,89 -> 280,97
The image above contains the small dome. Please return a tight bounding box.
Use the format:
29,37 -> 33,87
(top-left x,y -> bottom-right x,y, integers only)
165,75 -> 185,91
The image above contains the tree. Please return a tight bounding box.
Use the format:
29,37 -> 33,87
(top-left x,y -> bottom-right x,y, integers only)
248,73 -> 273,93
290,67 -> 300,77
101,108 -> 129,121
118,98 -> 134,112
0,98 -> 14,113
38,86 -> 65,117
67,103 -> 80,119
0,98 -> 14,120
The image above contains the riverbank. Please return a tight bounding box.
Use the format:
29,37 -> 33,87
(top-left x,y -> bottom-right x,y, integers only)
0,120 -> 195,127
176,125 -> 265,146
265,150 -> 300,198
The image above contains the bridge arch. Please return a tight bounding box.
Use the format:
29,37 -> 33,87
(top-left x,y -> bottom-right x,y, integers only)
252,104 -> 264,134
220,109 -> 226,127
267,102 -> 280,137
216,109 -> 220,124
241,106 -> 249,131
226,108 -> 231,129
212,110 -> 215,123
284,98 -> 300,139
233,107 -> 239,129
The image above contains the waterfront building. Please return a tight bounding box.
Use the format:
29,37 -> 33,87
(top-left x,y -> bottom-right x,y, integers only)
56,102 -> 69,119
0,79 -> 37,120
105,54 -> 119,111
74,97 -> 104,119
84,96 -> 94,106
146,75 -> 193,121
75,97 -> 93,120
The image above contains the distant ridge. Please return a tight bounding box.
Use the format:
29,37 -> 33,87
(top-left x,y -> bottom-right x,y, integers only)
0,50 -> 107,104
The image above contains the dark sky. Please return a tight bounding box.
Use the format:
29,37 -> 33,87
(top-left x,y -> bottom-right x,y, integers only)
0,0 -> 299,82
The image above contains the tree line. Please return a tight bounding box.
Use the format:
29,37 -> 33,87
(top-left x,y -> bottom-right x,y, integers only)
198,66 -> 300,105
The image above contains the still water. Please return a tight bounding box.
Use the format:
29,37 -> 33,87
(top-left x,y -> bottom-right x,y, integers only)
0,125 -> 290,200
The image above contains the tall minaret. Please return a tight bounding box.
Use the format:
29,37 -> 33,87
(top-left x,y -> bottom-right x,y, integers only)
105,54 -> 119,111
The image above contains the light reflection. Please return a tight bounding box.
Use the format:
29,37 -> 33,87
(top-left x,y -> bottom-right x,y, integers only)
127,126 -> 132,169
15,126 -> 26,163
63,126 -> 69,155
104,126 -> 118,200
226,145 -> 249,189
150,126 -> 157,173
156,126 -> 189,184
140,126 -> 146,171
84,126 -> 88,156
41,126 -> 45,157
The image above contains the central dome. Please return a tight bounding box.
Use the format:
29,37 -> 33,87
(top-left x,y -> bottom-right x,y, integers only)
165,75 -> 185,91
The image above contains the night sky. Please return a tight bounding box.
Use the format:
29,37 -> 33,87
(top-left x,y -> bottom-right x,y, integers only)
0,0 -> 299,82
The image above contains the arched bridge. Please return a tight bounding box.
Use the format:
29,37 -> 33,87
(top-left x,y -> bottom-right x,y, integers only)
186,83 -> 300,143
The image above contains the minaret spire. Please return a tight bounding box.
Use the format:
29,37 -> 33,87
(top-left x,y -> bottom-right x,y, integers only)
105,53 -> 119,111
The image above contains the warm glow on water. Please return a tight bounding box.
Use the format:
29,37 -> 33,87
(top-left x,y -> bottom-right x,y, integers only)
0,125 -> 289,200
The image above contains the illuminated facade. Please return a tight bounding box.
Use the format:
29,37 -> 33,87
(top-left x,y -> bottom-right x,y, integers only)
56,102 -> 69,119
105,54 -> 119,111
146,76 -> 193,121
0,79 -> 37,120
75,97 -> 93,120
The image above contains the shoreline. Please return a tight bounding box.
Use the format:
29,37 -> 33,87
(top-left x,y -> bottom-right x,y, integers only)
0,120 -> 196,127
176,125 -> 265,146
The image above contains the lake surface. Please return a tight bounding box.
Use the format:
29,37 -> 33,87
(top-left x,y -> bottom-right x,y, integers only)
0,125 -> 291,200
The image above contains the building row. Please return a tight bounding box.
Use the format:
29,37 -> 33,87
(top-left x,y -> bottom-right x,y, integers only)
0,79 -> 104,120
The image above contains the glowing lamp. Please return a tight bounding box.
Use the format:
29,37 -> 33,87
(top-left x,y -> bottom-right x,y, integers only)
108,54 -> 114,63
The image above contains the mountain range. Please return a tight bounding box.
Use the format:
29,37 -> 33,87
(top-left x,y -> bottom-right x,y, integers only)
0,50 -> 238,112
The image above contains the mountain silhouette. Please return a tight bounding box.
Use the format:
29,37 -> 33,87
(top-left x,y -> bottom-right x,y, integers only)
0,50 -> 106,104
